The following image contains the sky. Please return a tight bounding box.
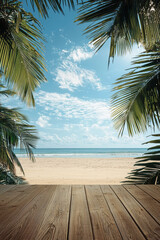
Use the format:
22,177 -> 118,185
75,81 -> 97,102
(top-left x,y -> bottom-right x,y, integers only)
3,3 -> 155,148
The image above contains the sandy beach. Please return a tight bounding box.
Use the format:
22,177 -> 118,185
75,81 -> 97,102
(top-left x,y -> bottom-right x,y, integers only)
16,157 -> 137,184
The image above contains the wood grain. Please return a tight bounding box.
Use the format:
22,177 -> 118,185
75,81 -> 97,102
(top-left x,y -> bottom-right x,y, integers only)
101,185 -> 145,240
36,185 -> 71,240
85,185 -> 122,240
124,185 -> 160,224
0,185 -> 30,207
0,185 -> 159,240
137,185 -> 160,202
0,185 -> 15,194
68,186 -> 93,240
0,185 -> 54,240
0,185 -> 45,232
111,185 -> 160,240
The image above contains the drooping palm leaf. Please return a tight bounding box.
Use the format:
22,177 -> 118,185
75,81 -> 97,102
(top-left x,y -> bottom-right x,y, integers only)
0,83 -> 38,174
111,50 -> 160,136
0,84 -> 15,96
123,134 -> 160,184
28,0 -> 78,18
0,0 -> 46,106
0,104 -> 38,174
77,0 -> 160,61
0,163 -> 27,184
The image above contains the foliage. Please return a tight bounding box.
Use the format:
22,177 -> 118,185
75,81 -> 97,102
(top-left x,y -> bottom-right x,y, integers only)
0,0 -> 46,106
1,0 -> 160,185
123,134 -> 160,184
76,0 -> 160,137
111,50 -> 160,136
77,0 -> 160,61
76,0 -> 160,184
28,0 -> 78,18
0,84 -> 38,176
0,164 -> 27,184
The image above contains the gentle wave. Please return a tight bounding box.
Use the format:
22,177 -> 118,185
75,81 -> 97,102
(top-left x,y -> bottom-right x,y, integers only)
17,152 -> 144,158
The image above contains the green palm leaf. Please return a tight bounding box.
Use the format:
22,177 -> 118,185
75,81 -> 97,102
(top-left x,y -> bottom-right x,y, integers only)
0,1 -> 46,106
0,84 -> 38,175
29,0 -> 78,18
0,164 -> 27,184
0,104 -> 38,174
77,0 -> 160,61
111,51 -> 160,136
123,134 -> 160,184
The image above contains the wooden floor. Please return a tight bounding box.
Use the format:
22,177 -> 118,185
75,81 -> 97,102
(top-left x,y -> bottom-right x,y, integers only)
0,185 -> 160,240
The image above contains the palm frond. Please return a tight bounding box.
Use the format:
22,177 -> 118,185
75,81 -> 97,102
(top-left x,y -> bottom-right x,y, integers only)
28,0 -> 78,18
123,134 -> 160,184
77,0 -> 160,60
0,163 -> 27,184
0,101 -> 38,174
0,81 -> 16,96
0,89 -> 15,97
0,1 -> 46,106
111,50 -> 160,136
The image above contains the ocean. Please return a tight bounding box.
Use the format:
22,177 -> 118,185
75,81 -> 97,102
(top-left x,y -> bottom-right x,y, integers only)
15,148 -> 147,158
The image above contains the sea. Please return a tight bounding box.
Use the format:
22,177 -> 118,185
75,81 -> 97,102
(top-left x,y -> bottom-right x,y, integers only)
15,148 -> 147,158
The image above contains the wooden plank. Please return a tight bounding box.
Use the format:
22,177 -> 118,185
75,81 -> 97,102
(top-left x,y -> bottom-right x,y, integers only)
0,185 -> 30,207
0,185 -> 56,240
68,186 -> 93,240
111,185 -> 160,240
137,185 -> 160,202
0,185 -> 16,194
101,185 -> 145,240
0,185 -> 45,227
124,185 -> 160,224
85,185 -> 122,240
36,185 -> 71,240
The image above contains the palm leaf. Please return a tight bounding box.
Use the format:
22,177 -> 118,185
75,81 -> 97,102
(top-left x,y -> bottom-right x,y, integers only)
0,85 -> 38,174
0,1 -> 46,106
28,0 -> 77,18
123,134 -> 160,184
0,163 -> 27,184
77,0 -> 160,60
111,50 -> 160,136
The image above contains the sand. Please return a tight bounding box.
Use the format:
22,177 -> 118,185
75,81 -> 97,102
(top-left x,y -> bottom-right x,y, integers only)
15,157 -> 137,184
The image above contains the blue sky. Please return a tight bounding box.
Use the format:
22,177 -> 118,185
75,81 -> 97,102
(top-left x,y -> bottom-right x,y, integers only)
3,4 -> 155,148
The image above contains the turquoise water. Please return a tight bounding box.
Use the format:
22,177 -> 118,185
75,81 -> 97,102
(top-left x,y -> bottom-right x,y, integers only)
15,148 -> 147,158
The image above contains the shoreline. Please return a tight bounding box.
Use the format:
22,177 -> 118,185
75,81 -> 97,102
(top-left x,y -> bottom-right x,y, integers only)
16,157 -> 137,185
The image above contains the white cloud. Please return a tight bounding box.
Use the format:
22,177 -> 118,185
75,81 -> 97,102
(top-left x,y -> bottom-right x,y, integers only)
69,46 -> 93,62
36,115 -> 51,128
55,61 -> 83,91
54,60 -> 105,91
59,32 -> 72,45
36,91 -> 110,121
37,119 -> 149,147
39,132 -> 62,143
64,124 -> 73,131
62,49 -> 68,53
55,122 -> 147,146
39,131 -> 77,145
50,44 -> 105,91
